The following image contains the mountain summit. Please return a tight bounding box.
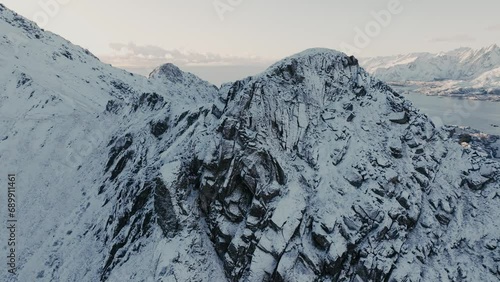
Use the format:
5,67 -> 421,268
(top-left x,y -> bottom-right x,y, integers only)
362,45 -> 500,82
0,5 -> 499,282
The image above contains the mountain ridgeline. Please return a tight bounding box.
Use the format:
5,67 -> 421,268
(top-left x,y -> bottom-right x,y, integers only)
0,4 -> 499,282
360,45 -> 500,100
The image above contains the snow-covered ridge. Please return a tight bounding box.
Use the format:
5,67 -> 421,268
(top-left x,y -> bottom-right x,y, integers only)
0,4 -> 499,282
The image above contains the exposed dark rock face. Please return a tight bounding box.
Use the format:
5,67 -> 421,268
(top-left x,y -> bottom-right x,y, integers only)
89,49 -> 500,282
152,177 -> 180,238
144,49 -> 499,281
150,118 -> 169,137
133,92 -> 166,111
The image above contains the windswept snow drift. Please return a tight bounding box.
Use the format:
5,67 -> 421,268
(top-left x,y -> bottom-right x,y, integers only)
0,5 -> 499,282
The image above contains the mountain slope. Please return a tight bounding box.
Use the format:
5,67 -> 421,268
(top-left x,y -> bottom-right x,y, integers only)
0,4 -> 224,282
0,5 -> 499,282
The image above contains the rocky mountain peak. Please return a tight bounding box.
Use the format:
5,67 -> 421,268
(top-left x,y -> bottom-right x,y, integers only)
149,63 -> 184,82
271,48 -> 358,66
147,62 -> 219,105
264,48 -> 360,80
483,43 -> 500,53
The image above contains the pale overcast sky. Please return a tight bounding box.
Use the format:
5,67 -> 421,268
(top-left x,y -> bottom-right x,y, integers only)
2,0 -> 500,83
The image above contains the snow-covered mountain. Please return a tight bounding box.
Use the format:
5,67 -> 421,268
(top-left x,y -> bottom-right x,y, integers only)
1,4 -> 499,282
360,45 -> 500,100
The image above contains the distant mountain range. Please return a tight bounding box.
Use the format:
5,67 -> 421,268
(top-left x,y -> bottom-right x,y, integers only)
360,45 -> 500,101
1,4 -> 499,282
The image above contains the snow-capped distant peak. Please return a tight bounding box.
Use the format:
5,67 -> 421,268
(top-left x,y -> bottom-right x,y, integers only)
149,63 -> 184,81
360,44 -> 500,88
482,43 -> 500,54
